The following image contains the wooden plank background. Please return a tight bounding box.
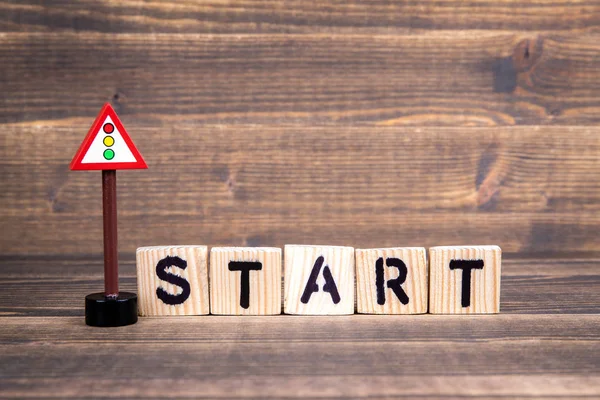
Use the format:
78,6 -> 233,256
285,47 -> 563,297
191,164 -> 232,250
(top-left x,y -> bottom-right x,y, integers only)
1,1 -> 600,398
3,124 -> 600,255
1,2 -> 600,257
3,33 -> 600,126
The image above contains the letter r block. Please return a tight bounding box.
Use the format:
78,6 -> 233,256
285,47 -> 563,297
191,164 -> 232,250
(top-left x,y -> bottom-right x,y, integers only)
136,245 -> 209,316
210,247 -> 282,315
429,245 -> 501,314
284,245 -> 355,315
355,247 -> 428,314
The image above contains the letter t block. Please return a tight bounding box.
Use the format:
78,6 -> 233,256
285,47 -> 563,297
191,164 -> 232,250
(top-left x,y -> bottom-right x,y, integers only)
429,245 -> 501,314
210,247 -> 282,315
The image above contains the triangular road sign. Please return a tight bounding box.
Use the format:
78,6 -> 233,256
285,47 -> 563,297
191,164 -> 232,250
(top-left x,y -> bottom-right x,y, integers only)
70,103 -> 148,170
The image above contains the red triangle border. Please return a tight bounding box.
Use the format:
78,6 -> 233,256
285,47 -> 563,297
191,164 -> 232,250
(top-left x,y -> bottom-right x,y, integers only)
70,103 -> 148,171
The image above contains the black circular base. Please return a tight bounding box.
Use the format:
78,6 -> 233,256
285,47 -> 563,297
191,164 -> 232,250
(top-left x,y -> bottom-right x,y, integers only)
85,292 -> 138,327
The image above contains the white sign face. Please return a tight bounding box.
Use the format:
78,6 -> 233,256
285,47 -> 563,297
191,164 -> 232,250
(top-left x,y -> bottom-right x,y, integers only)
81,116 -> 137,164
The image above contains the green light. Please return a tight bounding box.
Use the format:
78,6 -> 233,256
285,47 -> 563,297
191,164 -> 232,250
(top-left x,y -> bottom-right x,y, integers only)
103,149 -> 115,160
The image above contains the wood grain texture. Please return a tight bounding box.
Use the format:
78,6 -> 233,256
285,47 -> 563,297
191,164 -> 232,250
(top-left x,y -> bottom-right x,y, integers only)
1,0 -> 599,33
1,315 -> 600,398
355,247 -> 428,314
136,245 -> 209,316
1,1 -> 599,396
0,315 -> 600,398
0,257 -> 598,398
284,245 -> 354,315
2,32 -> 600,125
210,247 -> 281,315
429,245 -> 502,314
3,256 -> 597,316
2,124 -> 599,256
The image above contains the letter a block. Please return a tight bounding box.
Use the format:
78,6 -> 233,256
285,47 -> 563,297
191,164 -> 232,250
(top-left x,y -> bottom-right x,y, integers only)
136,246 -> 209,316
210,247 -> 282,315
355,247 -> 428,314
429,245 -> 501,314
284,245 -> 355,315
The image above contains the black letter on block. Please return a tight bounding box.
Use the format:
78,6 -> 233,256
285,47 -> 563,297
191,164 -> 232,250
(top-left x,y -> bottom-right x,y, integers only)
156,256 -> 191,305
375,258 -> 386,305
375,257 -> 409,305
385,258 -> 409,305
322,265 -> 341,304
449,260 -> 484,307
301,256 -> 341,304
228,261 -> 263,309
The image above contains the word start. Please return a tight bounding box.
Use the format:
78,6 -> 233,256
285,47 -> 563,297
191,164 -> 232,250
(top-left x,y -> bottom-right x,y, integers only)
136,245 -> 501,316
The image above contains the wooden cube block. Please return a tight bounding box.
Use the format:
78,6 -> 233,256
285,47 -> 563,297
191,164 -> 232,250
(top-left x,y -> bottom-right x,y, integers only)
355,247 -> 428,314
429,245 -> 501,314
136,245 -> 209,316
210,247 -> 282,315
284,245 -> 355,315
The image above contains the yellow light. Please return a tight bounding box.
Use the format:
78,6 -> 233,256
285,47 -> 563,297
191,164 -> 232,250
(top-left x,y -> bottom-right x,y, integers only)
103,136 -> 115,147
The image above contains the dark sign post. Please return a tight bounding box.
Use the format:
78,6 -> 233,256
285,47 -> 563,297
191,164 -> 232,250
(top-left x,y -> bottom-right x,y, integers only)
102,170 -> 119,297
70,103 -> 148,327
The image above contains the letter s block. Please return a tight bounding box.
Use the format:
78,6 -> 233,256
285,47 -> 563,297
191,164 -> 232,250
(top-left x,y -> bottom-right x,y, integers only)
284,245 -> 355,315
355,247 -> 428,314
429,245 -> 501,314
210,247 -> 282,315
136,246 -> 209,316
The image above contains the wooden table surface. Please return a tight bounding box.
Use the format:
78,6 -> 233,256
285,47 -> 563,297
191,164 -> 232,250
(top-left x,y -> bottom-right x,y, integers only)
2,1 -> 600,398
0,255 -> 598,399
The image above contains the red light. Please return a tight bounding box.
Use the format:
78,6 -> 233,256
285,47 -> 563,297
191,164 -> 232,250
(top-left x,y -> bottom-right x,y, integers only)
103,123 -> 114,134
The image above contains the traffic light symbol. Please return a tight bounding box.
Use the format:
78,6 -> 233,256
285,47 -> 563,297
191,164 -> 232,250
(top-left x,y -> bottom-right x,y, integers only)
103,122 -> 115,160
